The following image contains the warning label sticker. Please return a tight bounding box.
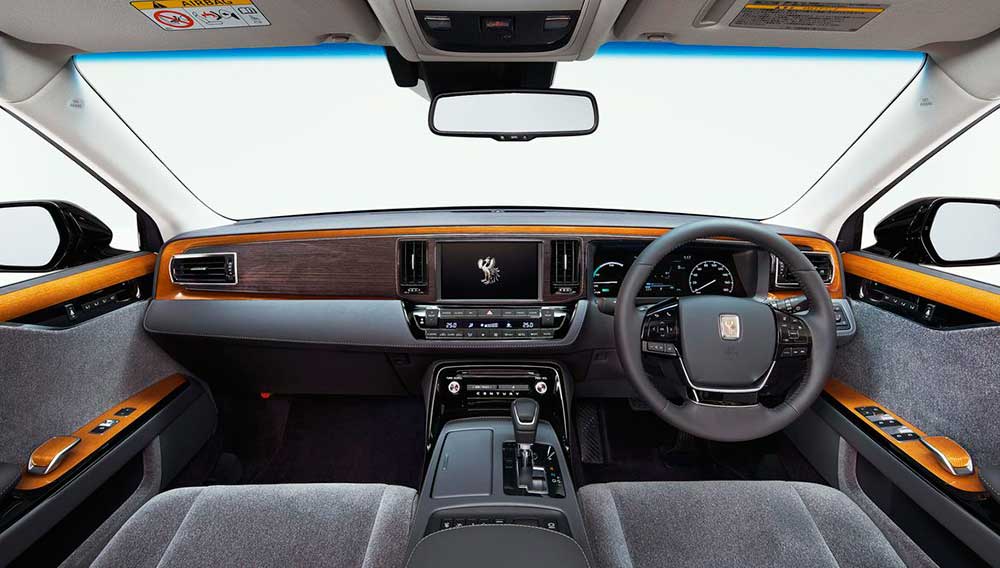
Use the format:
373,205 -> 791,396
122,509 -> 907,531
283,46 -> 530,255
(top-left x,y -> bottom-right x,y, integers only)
731,2 -> 888,32
131,0 -> 271,31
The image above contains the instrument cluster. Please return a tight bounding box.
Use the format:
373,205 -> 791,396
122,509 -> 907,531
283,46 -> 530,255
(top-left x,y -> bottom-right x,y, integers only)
591,241 -> 749,298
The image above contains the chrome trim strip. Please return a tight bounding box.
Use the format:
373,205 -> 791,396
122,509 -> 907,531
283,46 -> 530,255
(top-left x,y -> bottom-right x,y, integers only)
677,358 -> 777,395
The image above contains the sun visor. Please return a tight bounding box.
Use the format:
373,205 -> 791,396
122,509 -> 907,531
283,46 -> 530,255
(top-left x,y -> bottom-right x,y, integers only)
0,0 -> 382,54
614,0 -> 1000,51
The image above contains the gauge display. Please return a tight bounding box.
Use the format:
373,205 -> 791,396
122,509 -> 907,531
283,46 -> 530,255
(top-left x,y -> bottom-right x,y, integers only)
591,242 -> 743,298
688,260 -> 735,295
592,261 -> 626,296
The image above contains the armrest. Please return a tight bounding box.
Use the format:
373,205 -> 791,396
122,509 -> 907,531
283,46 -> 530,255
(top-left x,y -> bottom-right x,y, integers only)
407,525 -> 589,568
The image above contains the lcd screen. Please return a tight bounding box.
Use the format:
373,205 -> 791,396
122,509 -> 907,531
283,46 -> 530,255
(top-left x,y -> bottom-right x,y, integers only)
439,241 -> 539,300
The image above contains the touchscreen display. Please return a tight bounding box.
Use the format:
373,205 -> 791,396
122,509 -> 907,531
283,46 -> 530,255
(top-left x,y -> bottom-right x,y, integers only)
439,241 -> 539,300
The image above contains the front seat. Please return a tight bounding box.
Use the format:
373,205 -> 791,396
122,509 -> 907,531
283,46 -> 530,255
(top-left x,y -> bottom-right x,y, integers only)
579,481 -> 906,568
93,483 -> 415,568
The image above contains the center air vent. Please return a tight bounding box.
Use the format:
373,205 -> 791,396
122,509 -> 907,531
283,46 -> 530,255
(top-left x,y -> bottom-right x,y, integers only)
773,252 -> 835,289
169,253 -> 237,285
551,239 -> 581,295
400,240 -> 428,295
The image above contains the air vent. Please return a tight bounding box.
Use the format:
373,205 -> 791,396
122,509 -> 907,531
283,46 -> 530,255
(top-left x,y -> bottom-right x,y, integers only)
773,252 -> 835,289
551,240 -> 581,294
400,240 -> 428,294
169,253 -> 237,285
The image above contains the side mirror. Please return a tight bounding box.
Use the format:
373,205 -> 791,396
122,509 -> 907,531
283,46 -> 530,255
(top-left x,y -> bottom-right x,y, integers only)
872,197 -> 1000,267
429,89 -> 598,141
0,201 -> 118,272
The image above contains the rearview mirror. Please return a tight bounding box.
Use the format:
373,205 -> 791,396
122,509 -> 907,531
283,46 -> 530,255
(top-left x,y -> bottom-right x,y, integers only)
872,197 -> 1000,267
429,90 -> 598,141
0,201 -> 118,272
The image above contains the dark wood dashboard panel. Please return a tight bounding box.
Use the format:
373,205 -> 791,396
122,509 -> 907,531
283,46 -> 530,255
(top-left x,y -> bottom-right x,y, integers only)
186,238 -> 399,297
155,226 -> 843,301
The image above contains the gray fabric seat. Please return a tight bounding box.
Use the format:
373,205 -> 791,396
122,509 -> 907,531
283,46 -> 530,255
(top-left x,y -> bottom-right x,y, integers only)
93,483 -> 416,568
579,481 -> 906,568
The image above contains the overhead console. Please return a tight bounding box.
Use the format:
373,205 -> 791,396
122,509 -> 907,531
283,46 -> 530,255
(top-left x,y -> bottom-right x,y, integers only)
371,0 -> 617,61
413,0 -> 581,53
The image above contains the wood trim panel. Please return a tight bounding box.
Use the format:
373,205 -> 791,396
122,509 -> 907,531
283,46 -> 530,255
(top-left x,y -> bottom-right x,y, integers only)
16,374 -> 187,492
156,226 -> 843,300
187,238 -> 399,297
843,253 -> 1000,322
824,379 -> 985,494
0,253 -> 156,322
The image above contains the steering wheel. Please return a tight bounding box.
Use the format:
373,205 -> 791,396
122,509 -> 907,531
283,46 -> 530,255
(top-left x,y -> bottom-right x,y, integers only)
613,219 -> 836,442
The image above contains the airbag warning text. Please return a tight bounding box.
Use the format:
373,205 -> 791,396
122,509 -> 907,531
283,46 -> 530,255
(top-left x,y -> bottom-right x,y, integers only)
731,2 -> 887,32
131,0 -> 271,31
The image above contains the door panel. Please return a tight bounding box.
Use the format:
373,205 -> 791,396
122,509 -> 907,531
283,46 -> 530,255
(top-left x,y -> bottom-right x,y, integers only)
818,250 -> 1000,564
0,298 -> 187,467
834,300 -> 1000,468
0,253 -> 214,566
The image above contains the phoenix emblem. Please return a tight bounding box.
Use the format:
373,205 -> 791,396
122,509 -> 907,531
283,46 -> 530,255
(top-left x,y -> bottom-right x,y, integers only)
477,256 -> 501,285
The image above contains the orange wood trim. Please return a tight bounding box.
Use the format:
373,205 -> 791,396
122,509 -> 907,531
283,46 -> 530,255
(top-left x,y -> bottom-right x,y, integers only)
0,253 -> 157,322
843,253 -> 1000,322
824,379 -> 985,494
155,226 -> 843,300
16,374 -> 187,492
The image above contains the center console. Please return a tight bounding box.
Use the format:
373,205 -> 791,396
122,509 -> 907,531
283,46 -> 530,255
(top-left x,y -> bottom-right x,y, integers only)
409,416 -> 589,555
412,360 -> 589,559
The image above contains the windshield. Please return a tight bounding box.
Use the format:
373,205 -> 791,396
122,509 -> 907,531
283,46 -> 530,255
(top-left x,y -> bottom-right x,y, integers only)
76,43 -> 923,221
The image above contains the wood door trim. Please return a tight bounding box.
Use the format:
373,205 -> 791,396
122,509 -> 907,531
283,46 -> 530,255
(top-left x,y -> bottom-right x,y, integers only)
156,226 -> 843,300
843,252 -> 1000,322
824,379 -> 985,494
0,253 -> 156,322
16,374 -> 188,492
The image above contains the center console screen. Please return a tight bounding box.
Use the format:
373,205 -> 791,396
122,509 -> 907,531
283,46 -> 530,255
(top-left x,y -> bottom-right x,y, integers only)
439,241 -> 540,301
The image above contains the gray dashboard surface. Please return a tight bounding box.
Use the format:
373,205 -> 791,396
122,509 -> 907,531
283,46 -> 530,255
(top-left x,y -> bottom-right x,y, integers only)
144,299 -> 589,351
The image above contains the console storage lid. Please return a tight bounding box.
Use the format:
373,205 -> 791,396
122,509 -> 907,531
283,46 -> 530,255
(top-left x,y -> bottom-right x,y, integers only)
407,524 -> 589,568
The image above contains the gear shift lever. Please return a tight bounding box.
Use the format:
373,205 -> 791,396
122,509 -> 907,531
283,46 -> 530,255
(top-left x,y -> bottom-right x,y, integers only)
511,398 -> 547,494
512,398 -> 539,449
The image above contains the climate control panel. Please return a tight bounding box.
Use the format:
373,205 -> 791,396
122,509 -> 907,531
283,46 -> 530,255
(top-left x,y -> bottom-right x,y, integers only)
409,305 -> 570,340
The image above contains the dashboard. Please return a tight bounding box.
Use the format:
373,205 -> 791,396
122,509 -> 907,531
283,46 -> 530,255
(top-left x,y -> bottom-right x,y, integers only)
148,214 -> 847,349
590,241 -> 753,298
141,211 -> 854,405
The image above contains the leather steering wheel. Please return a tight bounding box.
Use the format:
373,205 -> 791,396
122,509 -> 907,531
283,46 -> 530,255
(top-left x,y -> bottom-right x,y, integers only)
613,219 -> 836,442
